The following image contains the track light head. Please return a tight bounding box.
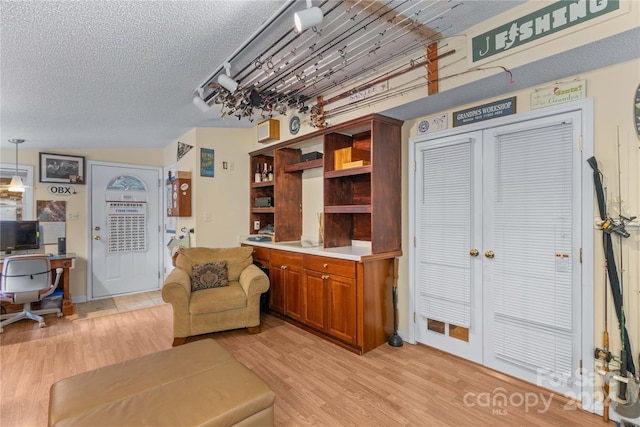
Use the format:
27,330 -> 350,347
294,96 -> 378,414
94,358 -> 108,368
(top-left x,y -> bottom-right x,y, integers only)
218,74 -> 238,92
218,62 -> 238,92
294,2 -> 323,32
192,94 -> 210,112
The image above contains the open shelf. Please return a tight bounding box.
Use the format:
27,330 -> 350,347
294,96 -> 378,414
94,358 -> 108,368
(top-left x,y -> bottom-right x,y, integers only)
251,180 -> 274,188
325,205 -> 372,214
324,165 -> 371,179
251,207 -> 275,214
284,158 -> 323,172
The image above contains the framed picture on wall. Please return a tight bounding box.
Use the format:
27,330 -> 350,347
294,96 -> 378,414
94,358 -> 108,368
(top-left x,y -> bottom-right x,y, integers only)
200,148 -> 214,177
39,152 -> 85,184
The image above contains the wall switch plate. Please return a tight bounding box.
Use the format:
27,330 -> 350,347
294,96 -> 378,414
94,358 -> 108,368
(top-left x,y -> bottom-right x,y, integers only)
253,220 -> 260,231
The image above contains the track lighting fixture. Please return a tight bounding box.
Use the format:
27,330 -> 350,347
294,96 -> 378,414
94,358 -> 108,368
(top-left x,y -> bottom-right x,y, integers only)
294,0 -> 323,32
192,88 -> 210,112
8,139 -> 25,192
218,62 -> 238,92
193,0 -> 464,124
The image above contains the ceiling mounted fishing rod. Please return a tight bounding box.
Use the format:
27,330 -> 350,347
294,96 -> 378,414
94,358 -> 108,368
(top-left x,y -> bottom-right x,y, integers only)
193,0 -> 470,122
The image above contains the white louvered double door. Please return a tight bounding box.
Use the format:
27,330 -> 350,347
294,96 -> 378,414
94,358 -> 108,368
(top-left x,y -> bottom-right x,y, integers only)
414,111 -> 582,397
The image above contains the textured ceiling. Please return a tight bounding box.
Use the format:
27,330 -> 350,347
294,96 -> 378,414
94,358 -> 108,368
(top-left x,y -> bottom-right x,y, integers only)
0,0 -> 630,151
0,0 -> 286,150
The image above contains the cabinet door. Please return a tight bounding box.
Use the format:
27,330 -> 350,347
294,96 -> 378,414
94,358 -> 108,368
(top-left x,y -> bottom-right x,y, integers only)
303,270 -> 327,331
269,262 -> 285,313
327,274 -> 357,345
284,266 -> 303,321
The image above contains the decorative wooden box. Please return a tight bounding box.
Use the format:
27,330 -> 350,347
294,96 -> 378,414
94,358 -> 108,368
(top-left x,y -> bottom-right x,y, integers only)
333,147 -> 370,170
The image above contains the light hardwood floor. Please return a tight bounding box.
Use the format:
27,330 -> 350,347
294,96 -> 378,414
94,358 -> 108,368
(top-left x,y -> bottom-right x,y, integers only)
1,304 -> 610,426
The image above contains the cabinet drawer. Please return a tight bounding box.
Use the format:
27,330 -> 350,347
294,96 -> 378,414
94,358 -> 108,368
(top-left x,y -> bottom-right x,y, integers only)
250,245 -> 271,263
303,255 -> 355,278
271,249 -> 303,267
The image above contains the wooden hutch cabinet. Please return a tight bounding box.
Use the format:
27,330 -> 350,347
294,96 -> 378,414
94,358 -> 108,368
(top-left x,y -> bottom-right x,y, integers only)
246,113 -> 402,354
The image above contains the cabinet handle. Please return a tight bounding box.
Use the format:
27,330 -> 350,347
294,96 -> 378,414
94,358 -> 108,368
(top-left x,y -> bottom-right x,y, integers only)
485,250 -> 495,259
322,275 -> 329,280
281,265 -> 288,270
323,263 -> 328,268
469,248 -> 479,257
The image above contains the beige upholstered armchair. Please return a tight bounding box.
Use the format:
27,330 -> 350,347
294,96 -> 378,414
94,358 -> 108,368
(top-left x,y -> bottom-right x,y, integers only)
162,247 -> 269,346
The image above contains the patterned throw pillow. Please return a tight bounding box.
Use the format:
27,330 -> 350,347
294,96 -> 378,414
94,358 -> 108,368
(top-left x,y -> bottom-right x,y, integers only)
191,261 -> 229,291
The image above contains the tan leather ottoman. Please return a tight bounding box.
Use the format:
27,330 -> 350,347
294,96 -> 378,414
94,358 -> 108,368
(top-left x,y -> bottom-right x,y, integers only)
48,339 -> 275,427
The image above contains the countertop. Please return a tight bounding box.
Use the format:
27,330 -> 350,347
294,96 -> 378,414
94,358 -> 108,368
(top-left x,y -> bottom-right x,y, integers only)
240,239 -> 401,261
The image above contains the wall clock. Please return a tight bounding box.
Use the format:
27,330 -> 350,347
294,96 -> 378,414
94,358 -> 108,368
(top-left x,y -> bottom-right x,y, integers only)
289,115 -> 301,135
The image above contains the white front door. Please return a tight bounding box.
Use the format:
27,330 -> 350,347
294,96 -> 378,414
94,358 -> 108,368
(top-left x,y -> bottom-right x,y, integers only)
89,162 -> 162,299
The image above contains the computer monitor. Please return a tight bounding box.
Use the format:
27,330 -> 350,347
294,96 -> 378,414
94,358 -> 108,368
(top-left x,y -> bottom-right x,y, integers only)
0,220 -> 40,253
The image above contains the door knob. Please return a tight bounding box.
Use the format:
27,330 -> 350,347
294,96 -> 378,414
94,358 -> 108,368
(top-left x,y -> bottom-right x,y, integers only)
469,249 -> 479,257
94,226 -> 100,231
93,235 -> 101,240
485,250 -> 495,259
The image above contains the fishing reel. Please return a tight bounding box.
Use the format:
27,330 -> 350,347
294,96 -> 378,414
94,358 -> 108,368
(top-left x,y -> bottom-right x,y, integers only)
601,215 -> 636,238
596,347 -> 613,363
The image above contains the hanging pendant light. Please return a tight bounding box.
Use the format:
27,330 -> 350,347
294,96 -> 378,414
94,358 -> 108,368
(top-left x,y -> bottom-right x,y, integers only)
8,139 -> 25,192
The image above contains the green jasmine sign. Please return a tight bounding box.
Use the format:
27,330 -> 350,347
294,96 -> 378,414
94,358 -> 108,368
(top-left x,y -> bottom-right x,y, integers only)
472,0 -> 619,62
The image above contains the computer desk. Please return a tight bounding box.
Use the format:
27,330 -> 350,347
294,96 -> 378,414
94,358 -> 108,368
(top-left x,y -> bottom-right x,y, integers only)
0,253 -> 76,316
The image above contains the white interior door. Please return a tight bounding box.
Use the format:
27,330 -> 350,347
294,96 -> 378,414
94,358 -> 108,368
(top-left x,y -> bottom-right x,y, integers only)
413,111 -> 583,398
414,131 -> 483,363
482,114 -> 582,397
89,162 -> 162,299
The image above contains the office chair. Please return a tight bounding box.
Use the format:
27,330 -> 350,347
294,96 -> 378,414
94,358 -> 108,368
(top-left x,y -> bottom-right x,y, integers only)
0,254 -> 63,333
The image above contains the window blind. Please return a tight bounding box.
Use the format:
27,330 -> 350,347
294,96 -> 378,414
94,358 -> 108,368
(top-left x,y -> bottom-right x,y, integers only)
418,139 -> 472,328
491,122 -> 574,375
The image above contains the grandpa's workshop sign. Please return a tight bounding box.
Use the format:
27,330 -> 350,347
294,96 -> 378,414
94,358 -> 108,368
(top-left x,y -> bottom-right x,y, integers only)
472,0 -> 619,62
454,97 -> 516,127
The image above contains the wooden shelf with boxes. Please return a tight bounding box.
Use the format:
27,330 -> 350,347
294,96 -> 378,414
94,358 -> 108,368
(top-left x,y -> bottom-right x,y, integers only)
249,113 -> 402,254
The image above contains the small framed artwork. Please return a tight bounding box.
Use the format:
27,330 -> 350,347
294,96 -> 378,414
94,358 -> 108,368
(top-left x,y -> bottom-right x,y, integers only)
39,152 -> 85,184
200,148 -> 215,177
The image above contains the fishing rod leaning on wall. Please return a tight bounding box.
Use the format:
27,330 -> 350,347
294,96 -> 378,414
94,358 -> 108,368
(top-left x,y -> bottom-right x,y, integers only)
589,140 -> 640,421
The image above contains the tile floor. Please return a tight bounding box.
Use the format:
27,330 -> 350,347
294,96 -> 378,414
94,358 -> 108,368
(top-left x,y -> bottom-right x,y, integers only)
74,290 -> 165,319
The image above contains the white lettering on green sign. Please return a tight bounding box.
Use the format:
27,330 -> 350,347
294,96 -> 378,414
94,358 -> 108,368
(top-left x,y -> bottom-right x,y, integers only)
472,0 -> 619,62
